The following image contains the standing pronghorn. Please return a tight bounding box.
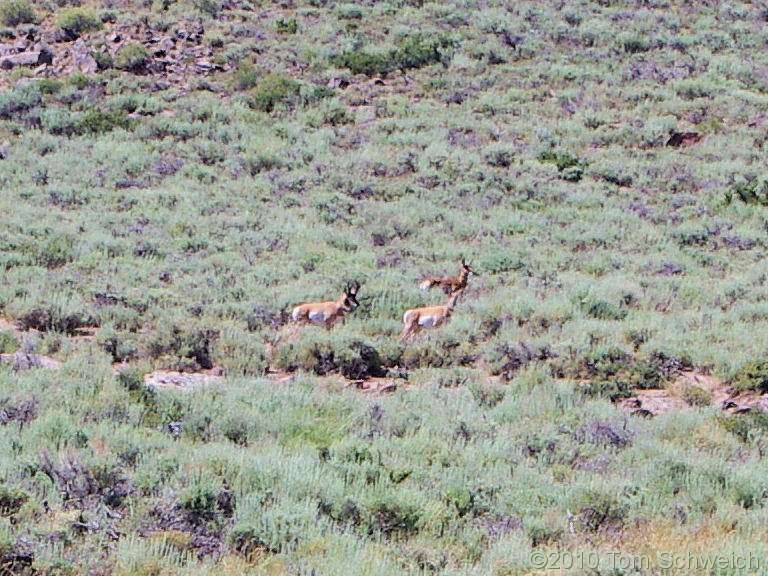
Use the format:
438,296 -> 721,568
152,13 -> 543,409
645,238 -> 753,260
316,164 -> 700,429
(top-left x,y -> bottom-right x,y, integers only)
401,289 -> 463,340
419,258 -> 477,294
291,281 -> 360,330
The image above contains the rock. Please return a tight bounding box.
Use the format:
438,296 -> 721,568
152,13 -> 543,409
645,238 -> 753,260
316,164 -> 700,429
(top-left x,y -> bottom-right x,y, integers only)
38,46 -> 54,65
52,28 -> 77,43
0,353 -> 62,371
144,370 -> 224,390
72,40 -> 97,73
0,49 -> 52,70
156,35 -> 176,52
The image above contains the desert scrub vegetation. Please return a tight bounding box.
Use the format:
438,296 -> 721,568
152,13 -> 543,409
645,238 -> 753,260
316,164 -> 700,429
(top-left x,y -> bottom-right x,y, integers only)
2,354 -> 768,575
2,0 -> 768,573
0,0 -> 34,27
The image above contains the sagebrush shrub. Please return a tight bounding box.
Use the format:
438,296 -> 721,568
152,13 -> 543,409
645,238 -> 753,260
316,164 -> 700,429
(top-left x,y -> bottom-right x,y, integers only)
56,7 -> 101,36
0,0 -> 35,27
114,43 -> 150,73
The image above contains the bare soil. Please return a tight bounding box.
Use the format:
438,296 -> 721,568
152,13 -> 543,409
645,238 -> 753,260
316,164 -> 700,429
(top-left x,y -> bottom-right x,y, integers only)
622,371 -> 768,416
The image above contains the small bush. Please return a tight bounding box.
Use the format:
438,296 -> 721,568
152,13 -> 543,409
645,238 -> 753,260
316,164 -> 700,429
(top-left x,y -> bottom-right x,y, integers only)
179,483 -> 219,522
56,7 -> 101,37
0,486 -> 27,517
228,524 -> 276,557
193,0 -> 220,17
364,495 -> 420,538
718,412 -> 768,443
114,43 -> 150,73
214,329 -> 268,376
0,1 -> 35,27
276,17 -> 297,34
526,520 -> 563,547
579,296 -> 627,321
394,33 -> 454,71
679,384 -> 712,407
330,50 -> 393,77
330,34 -> 453,77
561,166 -> 584,182
250,74 -> 302,112
575,489 -> 627,532
484,147 -> 514,168
232,61 -> 259,90
730,361 -> 768,393
14,303 -> 87,335
92,51 -> 113,70
0,330 -> 19,354
74,110 -> 131,134
34,233 -> 76,268
537,148 -> 584,172
729,176 -> 768,206
621,35 -> 651,53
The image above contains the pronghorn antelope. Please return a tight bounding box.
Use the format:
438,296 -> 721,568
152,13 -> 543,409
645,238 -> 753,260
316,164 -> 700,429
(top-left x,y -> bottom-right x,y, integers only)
401,289 -> 462,340
419,258 -> 477,294
291,281 -> 360,330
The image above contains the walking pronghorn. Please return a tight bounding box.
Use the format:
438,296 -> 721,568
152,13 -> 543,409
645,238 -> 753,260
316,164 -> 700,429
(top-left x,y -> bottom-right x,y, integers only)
419,258 -> 477,294
291,281 -> 360,330
401,289 -> 463,340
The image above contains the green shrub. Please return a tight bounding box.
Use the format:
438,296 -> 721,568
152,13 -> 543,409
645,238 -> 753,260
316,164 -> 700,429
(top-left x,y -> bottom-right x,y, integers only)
0,486 -> 27,517
56,7 -> 101,37
579,296 -> 627,321
393,33 -> 454,71
274,334 -> 386,379
728,176 -> 768,206
35,78 -> 62,95
179,483 -> 221,522
0,0 -> 34,27
250,74 -> 302,112
228,524 -> 276,557
74,110 -> 131,134
193,0 -> 220,17
537,148 -> 584,172
276,17 -> 298,34
330,50 -> 393,77
34,233 -> 76,268
679,384 -> 712,407
621,34 -> 651,53
114,43 -> 150,73
561,166 -> 584,182
526,520 -> 563,547
574,489 -> 627,532
718,412 -> 768,443
232,61 -> 259,90
0,331 -> 19,354
364,495 -> 419,539
13,302 -> 87,334
330,34 -> 454,77
730,360 -> 768,393
213,329 -> 268,376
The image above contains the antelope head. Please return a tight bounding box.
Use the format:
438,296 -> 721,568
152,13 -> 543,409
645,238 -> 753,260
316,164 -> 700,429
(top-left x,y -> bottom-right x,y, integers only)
457,257 -> 478,286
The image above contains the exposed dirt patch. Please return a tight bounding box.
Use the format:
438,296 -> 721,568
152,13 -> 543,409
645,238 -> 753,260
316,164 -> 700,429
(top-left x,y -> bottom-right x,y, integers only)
622,371 -> 768,416
0,315 -> 17,333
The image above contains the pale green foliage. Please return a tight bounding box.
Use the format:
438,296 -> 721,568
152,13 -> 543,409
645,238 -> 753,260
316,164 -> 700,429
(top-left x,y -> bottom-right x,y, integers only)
1,0 -> 768,573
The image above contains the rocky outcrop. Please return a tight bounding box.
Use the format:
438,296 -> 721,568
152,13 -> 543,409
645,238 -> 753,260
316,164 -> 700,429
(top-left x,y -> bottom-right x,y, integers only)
0,17 -> 231,88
